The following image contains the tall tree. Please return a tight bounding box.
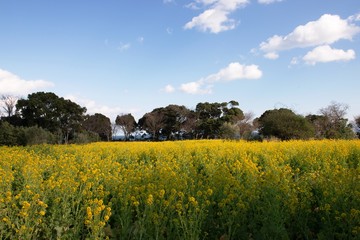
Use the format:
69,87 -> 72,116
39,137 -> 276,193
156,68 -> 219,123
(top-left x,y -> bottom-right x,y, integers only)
195,102 -> 223,139
318,102 -> 355,139
306,114 -> 328,139
258,108 -> 314,140
161,105 -> 193,139
138,108 -> 165,140
83,113 -> 112,141
138,105 -> 195,140
195,101 -> 244,139
16,92 -> 86,143
181,110 -> 197,139
221,100 -> 244,124
58,99 -> 87,143
115,113 -> 136,140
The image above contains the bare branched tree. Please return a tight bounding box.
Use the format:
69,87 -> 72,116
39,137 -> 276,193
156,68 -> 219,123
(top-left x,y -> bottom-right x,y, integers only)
1,95 -> 18,117
319,101 -> 348,123
111,122 -> 119,137
236,111 -> 255,139
318,102 -> 354,139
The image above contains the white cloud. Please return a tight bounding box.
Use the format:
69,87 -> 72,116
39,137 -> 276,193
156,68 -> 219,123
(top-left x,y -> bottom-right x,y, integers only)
163,0 -> 175,3
216,0 -> 249,11
259,14 -> 360,57
180,81 -> 213,95
205,62 -> 262,82
184,9 -> 236,33
258,0 -> 283,4
65,95 -> 140,121
180,62 -> 262,94
303,45 -> 356,65
0,68 -> 54,96
264,52 -> 279,59
163,84 -> 175,93
118,42 -> 131,52
184,0 -> 249,33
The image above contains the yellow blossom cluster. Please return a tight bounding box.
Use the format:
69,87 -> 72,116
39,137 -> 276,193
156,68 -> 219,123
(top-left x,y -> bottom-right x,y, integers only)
0,140 -> 359,239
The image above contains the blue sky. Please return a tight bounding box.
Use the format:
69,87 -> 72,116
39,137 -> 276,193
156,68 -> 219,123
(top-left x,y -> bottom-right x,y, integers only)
0,0 -> 359,121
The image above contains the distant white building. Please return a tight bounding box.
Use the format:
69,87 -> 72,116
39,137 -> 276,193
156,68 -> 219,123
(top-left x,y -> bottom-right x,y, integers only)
112,129 -> 152,141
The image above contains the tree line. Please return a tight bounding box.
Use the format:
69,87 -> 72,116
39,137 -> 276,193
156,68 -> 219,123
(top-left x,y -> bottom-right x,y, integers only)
0,92 -> 359,146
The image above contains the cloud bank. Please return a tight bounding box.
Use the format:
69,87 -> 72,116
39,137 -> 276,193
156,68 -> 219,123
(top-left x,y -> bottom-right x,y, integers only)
0,68 -> 54,96
259,13 -> 360,63
260,14 -> 360,54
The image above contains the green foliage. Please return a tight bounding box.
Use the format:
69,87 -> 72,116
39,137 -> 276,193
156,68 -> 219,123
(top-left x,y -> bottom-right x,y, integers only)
317,102 -> 356,139
2,92 -> 358,143
259,108 -> 315,140
195,101 -> 244,139
16,92 -> 86,143
138,108 -> 164,140
116,113 -> 137,140
306,114 -> 328,139
0,121 -> 19,146
161,105 -> 192,139
71,131 -> 100,144
0,122 -> 55,146
306,102 -> 356,139
138,105 -> 194,140
219,122 -> 238,139
83,113 -> 112,141
310,115 -> 355,139
22,126 -> 56,145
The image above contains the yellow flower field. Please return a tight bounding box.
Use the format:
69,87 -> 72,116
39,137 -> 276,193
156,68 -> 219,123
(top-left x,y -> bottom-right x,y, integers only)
0,140 -> 359,239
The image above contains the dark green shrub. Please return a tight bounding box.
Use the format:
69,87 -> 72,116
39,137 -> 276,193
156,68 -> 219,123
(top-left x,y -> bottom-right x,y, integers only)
23,126 -> 56,145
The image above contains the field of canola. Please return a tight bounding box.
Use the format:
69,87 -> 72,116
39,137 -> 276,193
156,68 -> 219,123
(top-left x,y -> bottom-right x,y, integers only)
0,140 -> 359,240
